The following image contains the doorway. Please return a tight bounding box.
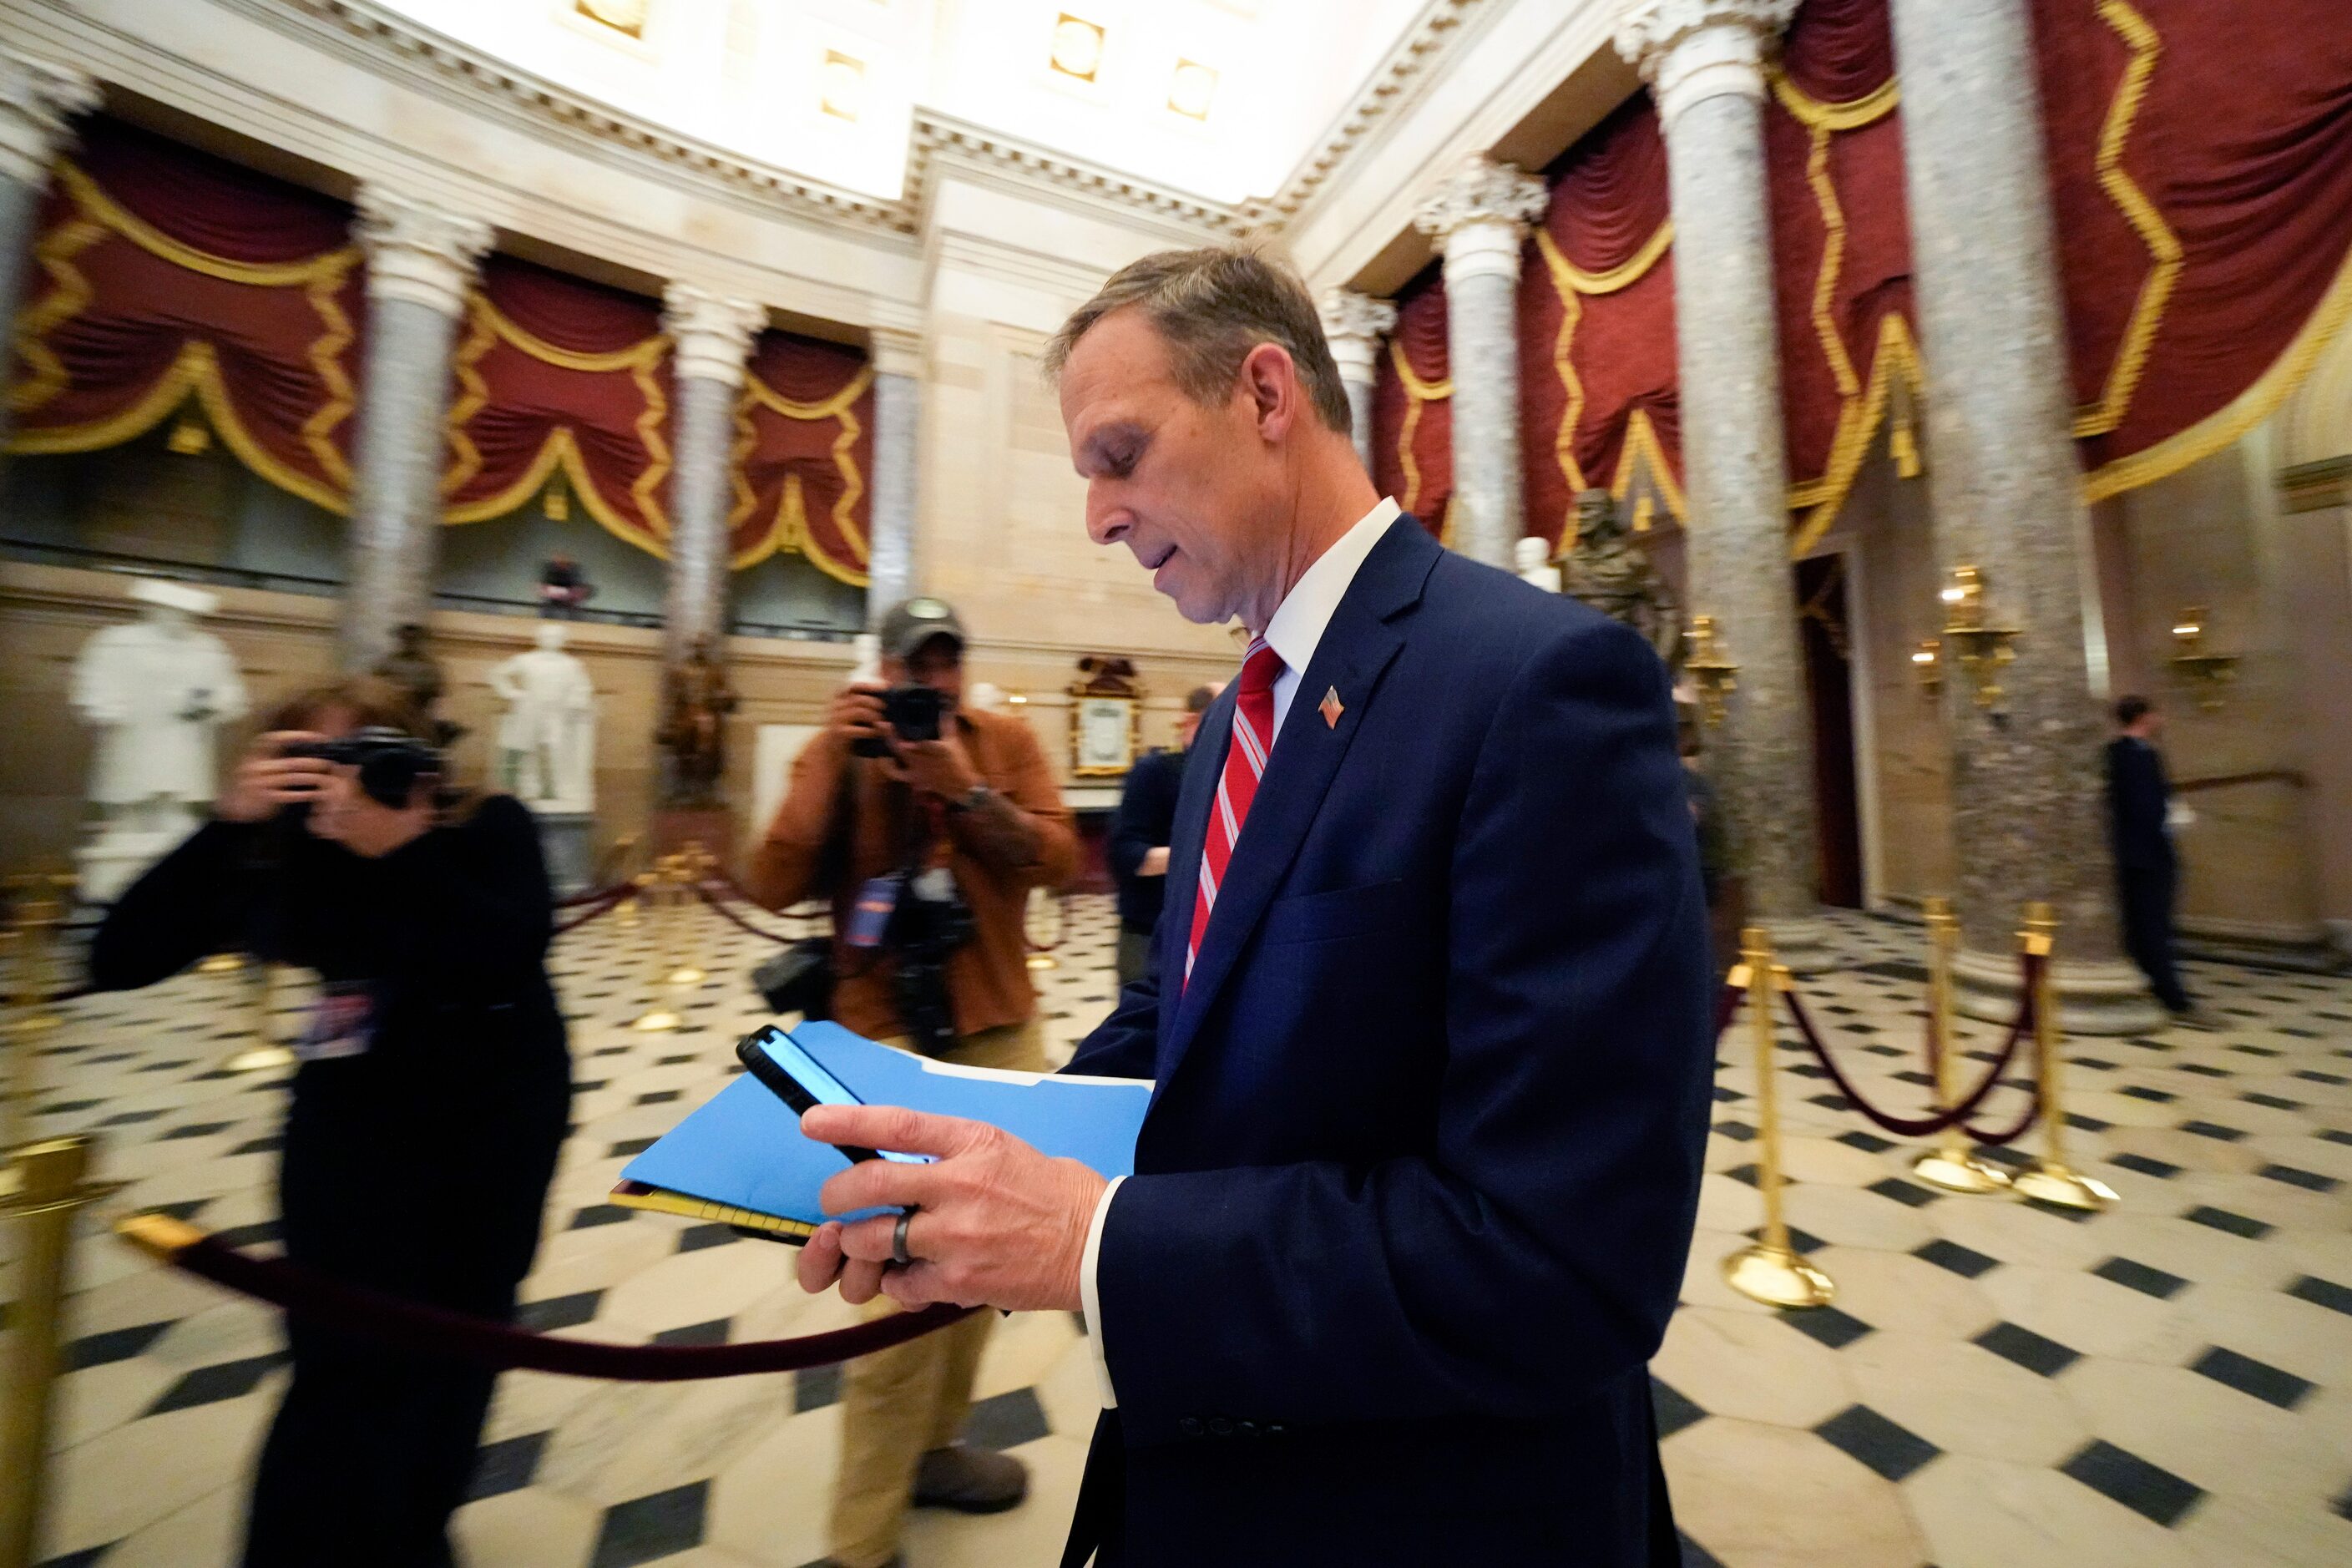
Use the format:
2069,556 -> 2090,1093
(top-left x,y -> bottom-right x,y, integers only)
1796,554 -> 1865,908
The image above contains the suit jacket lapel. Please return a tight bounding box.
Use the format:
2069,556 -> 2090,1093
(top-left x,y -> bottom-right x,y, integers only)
1157,518 -> 1440,1085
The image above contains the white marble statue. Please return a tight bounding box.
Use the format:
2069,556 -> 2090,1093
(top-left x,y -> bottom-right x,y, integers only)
71,579 -> 250,900
488,624 -> 597,812
1515,534 -> 1563,594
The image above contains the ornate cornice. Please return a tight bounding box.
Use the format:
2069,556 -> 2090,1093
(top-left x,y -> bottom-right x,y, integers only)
0,49 -> 95,188
355,184 -> 492,314
1318,288 -> 1398,382
660,282 -> 764,387
907,112 -> 1247,236
1614,0 -> 1798,129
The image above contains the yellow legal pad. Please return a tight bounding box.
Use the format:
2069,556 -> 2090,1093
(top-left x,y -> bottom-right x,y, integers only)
609,1179 -> 817,1243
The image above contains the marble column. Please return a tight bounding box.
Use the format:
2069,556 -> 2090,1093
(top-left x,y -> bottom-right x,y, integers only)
0,53 -> 97,459
1616,0 -> 1828,965
341,186 -> 492,672
1318,289 -> 1397,470
1414,156 -> 1545,568
866,321 -> 922,624
1886,0 -> 2157,1032
660,282 -> 764,669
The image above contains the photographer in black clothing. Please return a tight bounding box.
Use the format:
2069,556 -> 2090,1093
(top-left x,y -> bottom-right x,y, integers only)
1106,682 -> 1217,988
92,677 -> 570,1568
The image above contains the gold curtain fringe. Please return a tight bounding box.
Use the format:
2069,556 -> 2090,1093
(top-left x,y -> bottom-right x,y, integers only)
2071,0 -> 2180,441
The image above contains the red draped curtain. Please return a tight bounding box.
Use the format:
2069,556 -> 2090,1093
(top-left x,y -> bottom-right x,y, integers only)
735,330 -> 875,586
441,256 -> 674,554
1520,96 -> 1685,551
1370,267 -> 1454,539
8,119 -> 362,513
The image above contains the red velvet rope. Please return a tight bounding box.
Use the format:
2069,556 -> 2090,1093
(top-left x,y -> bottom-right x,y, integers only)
555,881 -> 635,909
159,1232 -> 975,1380
1712,980 -> 1743,1043
690,880 -> 806,946
1772,955 -> 2043,1138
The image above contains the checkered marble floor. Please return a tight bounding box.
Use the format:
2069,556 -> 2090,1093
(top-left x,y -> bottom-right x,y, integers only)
6,897 -> 2349,1567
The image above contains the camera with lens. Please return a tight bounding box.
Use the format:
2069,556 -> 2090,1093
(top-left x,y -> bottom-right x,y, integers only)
851,685 -> 947,757
884,864 -> 974,1058
281,726 -> 443,808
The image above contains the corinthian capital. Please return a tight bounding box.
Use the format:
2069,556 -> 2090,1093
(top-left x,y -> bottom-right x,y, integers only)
661,283 -> 765,388
1613,0 -> 1798,129
356,185 -> 493,317
0,53 -> 97,190
1318,289 -> 1398,383
1414,155 -> 1545,286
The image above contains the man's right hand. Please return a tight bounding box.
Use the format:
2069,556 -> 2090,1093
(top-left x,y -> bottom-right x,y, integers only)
827,682 -> 890,751
1139,846 -> 1170,876
215,731 -> 335,823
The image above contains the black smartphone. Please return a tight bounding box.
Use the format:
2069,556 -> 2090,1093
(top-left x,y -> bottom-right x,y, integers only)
736,1026 -> 933,1167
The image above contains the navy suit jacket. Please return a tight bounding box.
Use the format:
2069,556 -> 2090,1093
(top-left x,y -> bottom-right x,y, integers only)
1062,518 -> 1712,1567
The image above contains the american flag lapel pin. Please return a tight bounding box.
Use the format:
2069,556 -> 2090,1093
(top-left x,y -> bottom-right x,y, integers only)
1319,685 -> 1343,729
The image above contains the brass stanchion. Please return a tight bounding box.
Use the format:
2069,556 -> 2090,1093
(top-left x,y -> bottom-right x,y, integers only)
1721,928 -> 1836,1308
3,879 -> 69,1154
2008,902 -> 2117,1211
0,1136 -> 119,1568
1024,888 -> 1060,972
665,845 -> 708,989
195,951 -> 245,975
632,864 -> 682,1033
1910,897 -> 2010,1195
220,959 -> 296,1075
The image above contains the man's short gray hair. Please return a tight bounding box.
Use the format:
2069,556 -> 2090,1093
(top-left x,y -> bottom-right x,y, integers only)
1043,247 -> 1353,438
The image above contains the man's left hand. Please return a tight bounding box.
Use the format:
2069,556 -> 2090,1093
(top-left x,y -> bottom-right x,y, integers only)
893,733 -> 984,802
794,1105 -> 1106,1313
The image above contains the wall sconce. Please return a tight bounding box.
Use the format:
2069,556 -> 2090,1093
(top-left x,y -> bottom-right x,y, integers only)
2168,606 -> 2238,711
1683,615 -> 1739,727
1911,638 -> 1942,700
1938,565 -> 2019,710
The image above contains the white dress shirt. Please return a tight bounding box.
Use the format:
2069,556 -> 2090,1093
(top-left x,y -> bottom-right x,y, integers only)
1079,493 -> 1403,1407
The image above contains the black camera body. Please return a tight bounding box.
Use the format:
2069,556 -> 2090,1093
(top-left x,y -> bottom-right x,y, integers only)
885,866 -> 974,1058
282,726 -> 443,808
850,685 -> 947,757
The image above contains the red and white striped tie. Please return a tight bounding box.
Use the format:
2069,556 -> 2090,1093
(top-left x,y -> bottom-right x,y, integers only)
1185,638 -> 1285,989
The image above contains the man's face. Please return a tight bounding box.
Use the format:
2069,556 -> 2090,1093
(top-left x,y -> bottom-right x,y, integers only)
1060,309 -> 1287,627
886,636 -> 964,709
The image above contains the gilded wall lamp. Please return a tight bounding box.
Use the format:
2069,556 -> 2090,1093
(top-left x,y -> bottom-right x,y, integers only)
1911,639 -> 1943,700
1683,615 -> 1739,727
1939,566 -> 2019,709
2167,607 -> 2238,711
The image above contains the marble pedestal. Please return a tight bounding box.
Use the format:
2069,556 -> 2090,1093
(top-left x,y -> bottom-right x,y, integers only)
77,821 -> 198,904
533,810 -> 596,898
1950,944 -> 2167,1038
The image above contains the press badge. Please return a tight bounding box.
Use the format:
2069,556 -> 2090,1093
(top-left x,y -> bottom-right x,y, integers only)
844,875 -> 902,951
296,982 -> 378,1061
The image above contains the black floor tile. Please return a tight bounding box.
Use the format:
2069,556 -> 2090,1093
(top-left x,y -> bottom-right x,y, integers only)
2190,1346 -> 2313,1411
2061,1439 -> 2204,1527
1815,1404 -> 1940,1481
144,1350 -> 289,1415
590,1479 -> 708,1568
2257,1162 -> 2339,1193
964,1386 -> 1050,1451
1778,1304 -> 1872,1349
1835,1130 -> 1895,1154
2183,1205 -> 2272,1240
2287,1275 -> 2352,1316
212,1220 -> 283,1251
1975,1320 -> 2079,1377
1711,1119 -> 1758,1142
2179,1120 -> 2247,1141
1866,1176 -> 1938,1208
2111,1152 -> 2181,1179
1914,1239 -> 1999,1279
468,1429 -> 550,1501
608,1136 -> 657,1157
64,1318 -> 175,1372
795,1363 -> 842,1414
651,1317 -> 731,1348
1651,1374 -> 1707,1439
517,1290 -> 604,1333
1722,1163 -> 1762,1188
569,1204 -> 633,1231
2093,1257 -> 2188,1300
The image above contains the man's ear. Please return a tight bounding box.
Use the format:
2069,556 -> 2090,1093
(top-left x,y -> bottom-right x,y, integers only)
1240,341 -> 1299,443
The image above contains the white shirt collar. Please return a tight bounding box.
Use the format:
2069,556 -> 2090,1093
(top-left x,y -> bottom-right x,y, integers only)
1261,495 -> 1400,679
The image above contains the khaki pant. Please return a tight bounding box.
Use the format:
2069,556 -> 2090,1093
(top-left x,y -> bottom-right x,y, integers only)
827,1016 -> 1047,1567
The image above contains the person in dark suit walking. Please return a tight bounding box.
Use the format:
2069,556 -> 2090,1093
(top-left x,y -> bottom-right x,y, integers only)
2107,695 -> 2195,1017
787,247 -> 1712,1567
1107,682 -> 1219,988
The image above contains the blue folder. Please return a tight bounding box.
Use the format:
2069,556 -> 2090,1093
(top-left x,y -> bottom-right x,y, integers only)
611,1021 -> 1153,1242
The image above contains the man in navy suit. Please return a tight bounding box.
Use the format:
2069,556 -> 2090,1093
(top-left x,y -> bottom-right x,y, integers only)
795,248 -> 1712,1567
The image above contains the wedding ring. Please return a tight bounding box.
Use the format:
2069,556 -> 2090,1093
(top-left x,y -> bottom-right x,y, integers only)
891,1209 -> 914,1267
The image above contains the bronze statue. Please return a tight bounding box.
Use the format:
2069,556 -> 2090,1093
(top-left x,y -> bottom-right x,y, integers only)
661,636 -> 739,807
1560,488 -> 1682,673
373,621 -> 446,716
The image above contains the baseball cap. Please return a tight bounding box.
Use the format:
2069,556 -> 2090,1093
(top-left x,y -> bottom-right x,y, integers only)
878,596 -> 968,661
